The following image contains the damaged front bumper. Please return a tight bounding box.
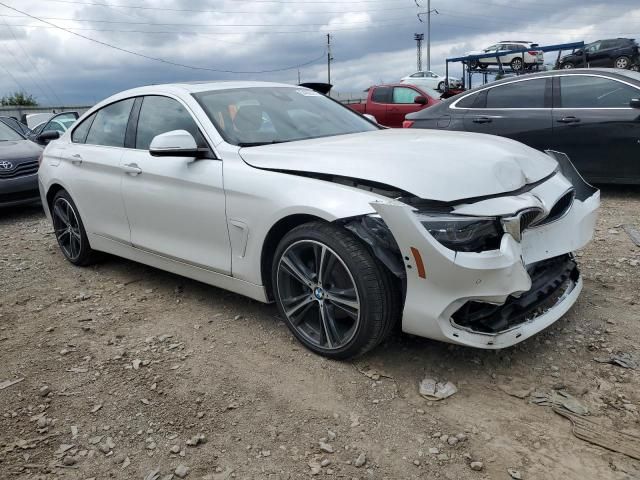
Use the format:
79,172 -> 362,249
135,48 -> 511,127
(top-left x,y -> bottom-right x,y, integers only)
373,156 -> 599,349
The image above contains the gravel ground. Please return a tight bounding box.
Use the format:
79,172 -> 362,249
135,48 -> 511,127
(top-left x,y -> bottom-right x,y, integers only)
1,187 -> 639,480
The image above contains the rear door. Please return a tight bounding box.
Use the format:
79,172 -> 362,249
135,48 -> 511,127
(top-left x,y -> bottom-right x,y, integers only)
462,77 -> 554,151
63,98 -> 135,243
385,86 -> 427,128
552,74 -> 640,182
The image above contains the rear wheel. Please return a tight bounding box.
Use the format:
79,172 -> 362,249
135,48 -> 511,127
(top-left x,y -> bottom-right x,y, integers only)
272,222 -> 400,359
561,62 -> 574,69
51,190 -> 99,266
437,81 -> 445,92
479,63 -> 488,70
614,56 -> 630,69
510,57 -> 524,71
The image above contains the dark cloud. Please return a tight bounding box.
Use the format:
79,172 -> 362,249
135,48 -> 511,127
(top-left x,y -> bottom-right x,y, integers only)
0,0 -> 638,104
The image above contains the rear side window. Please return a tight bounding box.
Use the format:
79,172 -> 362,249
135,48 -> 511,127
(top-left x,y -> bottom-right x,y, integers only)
559,76 -> 639,108
85,98 -> 135,147
135,96 -> 205,150
485,79 -> 547,108
71,113 -> 96,143
456,91 -> 486,108
371,87 -> 392,103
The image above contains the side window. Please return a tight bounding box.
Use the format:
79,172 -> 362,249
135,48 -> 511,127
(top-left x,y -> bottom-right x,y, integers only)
371,87 -> 392,103
456,91 -> 486,108
586,42 -> 601,53
135,96 -> 205,150
85,99 -> 135,147
485,79 -> 547,108
392,87 -> 420,104
71,113 -> 96,144
559,76 -> 639,108
410,72 -> 424,78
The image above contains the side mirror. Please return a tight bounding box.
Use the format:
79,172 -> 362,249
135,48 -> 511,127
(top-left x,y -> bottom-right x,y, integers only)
150,130 -> 200,158
363,113 -> 378,124
630,98 -> 640,109
414,95 -> 428,105
37,130 -> 60,145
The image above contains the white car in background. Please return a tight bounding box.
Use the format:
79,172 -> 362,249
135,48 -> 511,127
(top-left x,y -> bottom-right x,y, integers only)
467,41 -> 544,71
400,71 -> 462,91
38,81 -> 598,359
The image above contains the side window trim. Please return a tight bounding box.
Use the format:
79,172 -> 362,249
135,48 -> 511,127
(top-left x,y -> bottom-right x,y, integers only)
125,97 -> 143,149
452,77 -> 552,110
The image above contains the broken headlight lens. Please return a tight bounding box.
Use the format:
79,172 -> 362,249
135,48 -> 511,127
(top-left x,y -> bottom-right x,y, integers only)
416,213 -> 503,252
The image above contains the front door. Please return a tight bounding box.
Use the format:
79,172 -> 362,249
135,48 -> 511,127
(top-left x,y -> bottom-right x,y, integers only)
552,74 -> 640,182
386,86 -> 427,128
120,95 -> 231,274
463,77 -> 554,151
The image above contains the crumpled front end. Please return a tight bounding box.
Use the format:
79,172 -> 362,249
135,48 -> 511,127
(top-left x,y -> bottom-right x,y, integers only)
373,153 -> 599,349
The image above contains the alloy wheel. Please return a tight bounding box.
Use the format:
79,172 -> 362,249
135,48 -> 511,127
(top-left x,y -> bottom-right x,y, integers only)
511,58 -> 523,71
52,197 -> 82,261
615,57 -> 629,69
562,63 -> 574,69
276,240 -> 361,351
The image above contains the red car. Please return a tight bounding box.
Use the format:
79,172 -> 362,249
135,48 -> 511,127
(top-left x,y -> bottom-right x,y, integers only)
346,84 -> 439,128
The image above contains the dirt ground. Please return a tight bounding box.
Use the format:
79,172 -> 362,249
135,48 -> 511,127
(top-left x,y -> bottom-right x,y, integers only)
1,187 -> 639,480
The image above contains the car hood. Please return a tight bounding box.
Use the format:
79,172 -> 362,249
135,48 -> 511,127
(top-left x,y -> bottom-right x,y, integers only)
0,139 -> 42,161
238,129 -> 558,202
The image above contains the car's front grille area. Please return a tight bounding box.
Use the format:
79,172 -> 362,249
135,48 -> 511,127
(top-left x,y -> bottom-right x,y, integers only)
519,208 -> 543,234
451,254 -> 579,334
0,160 -> 39,179
538,190 -> 575,226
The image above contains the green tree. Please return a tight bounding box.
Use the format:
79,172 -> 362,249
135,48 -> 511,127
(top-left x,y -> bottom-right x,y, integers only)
1,92 -> 38,106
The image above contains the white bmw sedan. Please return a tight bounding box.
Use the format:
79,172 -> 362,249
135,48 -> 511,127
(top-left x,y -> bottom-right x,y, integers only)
38,81 -> 599,359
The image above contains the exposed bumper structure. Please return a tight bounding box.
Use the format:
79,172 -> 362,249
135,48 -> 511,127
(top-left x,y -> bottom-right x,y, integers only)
373,164 -> 599,349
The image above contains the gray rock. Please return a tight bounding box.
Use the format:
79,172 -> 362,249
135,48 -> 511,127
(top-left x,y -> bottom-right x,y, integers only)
354,452 -> 366,468
470,461 -> 483,471
39,385 -> 51,397
62,455 -> 77,466
170,445 -> 181,454
175,464 -> 190,478
319,441 -> 334,453
508,469 -> 523,479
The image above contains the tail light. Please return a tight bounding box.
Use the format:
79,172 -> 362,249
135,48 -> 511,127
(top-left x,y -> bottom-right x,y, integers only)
402,120 -> 415,128
528,50 -> 540,56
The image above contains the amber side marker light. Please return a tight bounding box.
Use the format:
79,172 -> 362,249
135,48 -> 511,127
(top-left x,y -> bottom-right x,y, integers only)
410,247 -> 426,279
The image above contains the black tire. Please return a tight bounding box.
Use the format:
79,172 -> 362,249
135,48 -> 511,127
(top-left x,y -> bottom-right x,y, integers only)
614,56 -> 630,69
561,62 -> 574,69
271,221 -> 400,359
468,60 -> 479,70
510,57 -> 524,71
479,63 -> 488,70
51,190 -> 99,266
437,81 -> 445,92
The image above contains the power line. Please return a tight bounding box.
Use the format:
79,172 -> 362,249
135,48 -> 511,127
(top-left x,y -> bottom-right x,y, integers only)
0,13 -> 413,28
31,0 -> 418,14
0,2 -> 328,74
1,20 -> 62,104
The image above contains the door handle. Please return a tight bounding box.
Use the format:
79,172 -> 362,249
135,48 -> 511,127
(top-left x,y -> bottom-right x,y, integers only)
122,163 -> 142,175
70,153 -> 83,165
472,116 -> 493,124
557,116 -> 581,124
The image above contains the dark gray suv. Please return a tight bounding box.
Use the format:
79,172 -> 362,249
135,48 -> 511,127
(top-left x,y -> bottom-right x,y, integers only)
0,122 -> 42,207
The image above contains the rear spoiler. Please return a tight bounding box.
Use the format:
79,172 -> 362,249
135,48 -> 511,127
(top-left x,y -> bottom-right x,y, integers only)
298,83 -> 333,95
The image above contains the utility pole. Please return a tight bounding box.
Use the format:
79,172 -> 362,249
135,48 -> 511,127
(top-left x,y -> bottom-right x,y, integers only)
414,33 -> 424,71
427,0 -> 431,71
326,34 -> 333,85
417,1 -> 438,72
297,69 -> 301,84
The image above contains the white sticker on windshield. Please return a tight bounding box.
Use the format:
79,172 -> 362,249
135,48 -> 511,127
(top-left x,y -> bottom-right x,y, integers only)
296,89 -> 322,96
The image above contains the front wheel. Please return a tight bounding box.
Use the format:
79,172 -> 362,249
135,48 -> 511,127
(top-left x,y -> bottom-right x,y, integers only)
272,222 -> 400,359
51,190 -> 99,266
437,81 -> 445,92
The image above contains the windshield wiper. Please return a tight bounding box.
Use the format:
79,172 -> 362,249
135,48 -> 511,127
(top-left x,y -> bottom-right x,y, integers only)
237,140 -> 288,147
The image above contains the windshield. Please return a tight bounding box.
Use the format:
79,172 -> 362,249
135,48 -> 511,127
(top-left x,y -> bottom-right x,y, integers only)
0,121 -> 24,141
193,87 -> 379,146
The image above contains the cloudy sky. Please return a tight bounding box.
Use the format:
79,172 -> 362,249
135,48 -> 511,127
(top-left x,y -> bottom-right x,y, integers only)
0,0 -> 639,105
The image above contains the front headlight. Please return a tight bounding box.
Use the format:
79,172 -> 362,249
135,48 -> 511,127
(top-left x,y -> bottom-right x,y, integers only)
416,213 -> 503,252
